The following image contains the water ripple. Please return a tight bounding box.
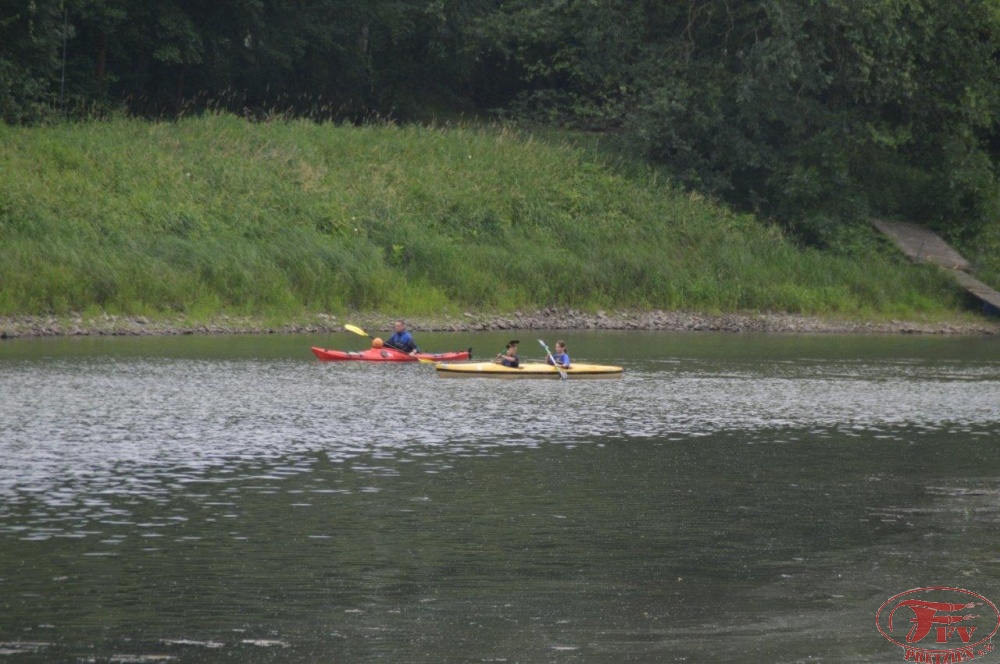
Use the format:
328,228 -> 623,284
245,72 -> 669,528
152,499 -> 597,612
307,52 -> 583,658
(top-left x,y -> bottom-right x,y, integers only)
1,355 -> 998,536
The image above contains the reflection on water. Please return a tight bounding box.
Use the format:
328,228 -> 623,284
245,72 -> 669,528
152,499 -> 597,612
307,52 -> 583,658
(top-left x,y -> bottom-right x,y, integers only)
1,332 -> 999,662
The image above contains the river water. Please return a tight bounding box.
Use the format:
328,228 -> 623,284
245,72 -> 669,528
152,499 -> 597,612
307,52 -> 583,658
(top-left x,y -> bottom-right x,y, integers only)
1,330 -> 999,663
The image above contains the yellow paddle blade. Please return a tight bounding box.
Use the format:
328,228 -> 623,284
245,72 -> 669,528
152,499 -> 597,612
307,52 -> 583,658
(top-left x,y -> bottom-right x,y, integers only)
344,324 -> 369,337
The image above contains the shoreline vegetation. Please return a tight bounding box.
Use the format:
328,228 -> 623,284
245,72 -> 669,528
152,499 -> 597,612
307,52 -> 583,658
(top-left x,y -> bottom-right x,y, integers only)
3,115 -> 1000,337
2,308 -> 998,340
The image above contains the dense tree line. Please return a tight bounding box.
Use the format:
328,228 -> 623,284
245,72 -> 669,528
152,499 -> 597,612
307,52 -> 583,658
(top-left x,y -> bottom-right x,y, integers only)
3,0 -> 1000,243
0,0 -> 498,121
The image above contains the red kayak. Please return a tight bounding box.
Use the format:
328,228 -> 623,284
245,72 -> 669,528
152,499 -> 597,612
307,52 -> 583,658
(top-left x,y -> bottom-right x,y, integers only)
311,346 -> 472,362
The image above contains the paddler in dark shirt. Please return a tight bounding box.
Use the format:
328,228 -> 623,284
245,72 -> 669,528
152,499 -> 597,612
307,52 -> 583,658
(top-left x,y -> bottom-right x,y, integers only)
494,340 -> 520,367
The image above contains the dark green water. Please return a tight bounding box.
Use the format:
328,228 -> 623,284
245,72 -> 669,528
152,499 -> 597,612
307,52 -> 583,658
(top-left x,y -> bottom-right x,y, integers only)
1,331 -> 999,662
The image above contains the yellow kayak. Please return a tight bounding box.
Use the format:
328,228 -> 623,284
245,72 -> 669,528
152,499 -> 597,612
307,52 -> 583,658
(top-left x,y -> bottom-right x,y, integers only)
434,361 -> 623,379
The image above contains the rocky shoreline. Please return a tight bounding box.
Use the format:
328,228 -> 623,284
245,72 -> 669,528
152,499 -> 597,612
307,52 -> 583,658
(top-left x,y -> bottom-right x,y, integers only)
2,308 -> 999,339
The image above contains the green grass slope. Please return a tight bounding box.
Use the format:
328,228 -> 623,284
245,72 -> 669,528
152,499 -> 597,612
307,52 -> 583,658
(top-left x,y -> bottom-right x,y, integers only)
0,114 -> 973,322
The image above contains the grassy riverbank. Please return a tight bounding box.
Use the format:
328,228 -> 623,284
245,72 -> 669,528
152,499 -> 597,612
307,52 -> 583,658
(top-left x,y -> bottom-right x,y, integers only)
0,114 -> 991,328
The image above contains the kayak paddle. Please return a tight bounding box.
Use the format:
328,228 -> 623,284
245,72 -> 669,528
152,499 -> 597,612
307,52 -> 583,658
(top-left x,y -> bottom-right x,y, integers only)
344,323 -> 375,339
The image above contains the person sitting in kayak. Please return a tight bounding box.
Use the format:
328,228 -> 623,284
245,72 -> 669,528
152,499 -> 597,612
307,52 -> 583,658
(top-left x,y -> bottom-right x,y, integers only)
546,340 -> 570,369
384,319 -> 419,355
494,340 -> 520,367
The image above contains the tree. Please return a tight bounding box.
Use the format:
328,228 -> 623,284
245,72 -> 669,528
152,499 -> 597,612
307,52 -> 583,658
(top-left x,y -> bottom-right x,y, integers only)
469,0 -> 646,127
479,0 -> 1000,243
0,0 -> 65,123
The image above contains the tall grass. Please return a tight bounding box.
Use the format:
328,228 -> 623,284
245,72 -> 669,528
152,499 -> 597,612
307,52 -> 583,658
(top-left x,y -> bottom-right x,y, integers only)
0,113 -> 975,321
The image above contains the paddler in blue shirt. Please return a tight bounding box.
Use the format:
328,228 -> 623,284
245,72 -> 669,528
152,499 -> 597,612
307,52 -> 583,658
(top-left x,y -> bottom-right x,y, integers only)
546,340 -> 570,369
385,319 -> 419,355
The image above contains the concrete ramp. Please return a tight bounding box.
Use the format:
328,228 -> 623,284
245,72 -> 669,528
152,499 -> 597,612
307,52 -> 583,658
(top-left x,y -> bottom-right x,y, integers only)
953,271 -> 1000,312
872,219 -> 1000,315
871,219 -> 972,271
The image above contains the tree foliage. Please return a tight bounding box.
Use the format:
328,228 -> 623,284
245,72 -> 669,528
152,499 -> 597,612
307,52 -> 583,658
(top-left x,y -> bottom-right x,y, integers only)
1,0 -> 490,121
471,0 -> 1000,242
2,0 -> 1000,243
0,0 -> 66,123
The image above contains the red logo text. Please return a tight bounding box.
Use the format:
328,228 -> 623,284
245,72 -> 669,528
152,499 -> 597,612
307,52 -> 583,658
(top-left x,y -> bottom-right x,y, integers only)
877,587 -> 1000,662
